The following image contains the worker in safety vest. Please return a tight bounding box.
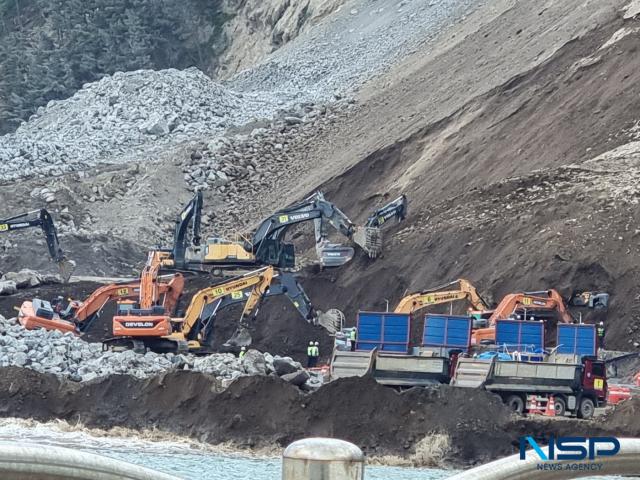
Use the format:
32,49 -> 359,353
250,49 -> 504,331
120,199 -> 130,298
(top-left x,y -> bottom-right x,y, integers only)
313,341 -> 320,367
350,328 -> 357,352
239,346 -> 246,359
307,341 -> 315,368
597,322 -> 606,349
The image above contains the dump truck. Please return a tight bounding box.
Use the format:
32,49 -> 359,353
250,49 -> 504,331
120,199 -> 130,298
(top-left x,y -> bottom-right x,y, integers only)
330,313 -> 469,386
450,355 -> 607,418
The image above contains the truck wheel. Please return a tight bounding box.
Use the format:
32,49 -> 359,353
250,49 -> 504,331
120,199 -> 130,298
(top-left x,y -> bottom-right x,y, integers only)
577,398 -> 595,419
506,395 -> 525,415
553,397 -> 567,417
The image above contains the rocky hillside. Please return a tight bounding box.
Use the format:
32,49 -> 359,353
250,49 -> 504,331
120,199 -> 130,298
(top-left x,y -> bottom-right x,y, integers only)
2,0 -> 640,357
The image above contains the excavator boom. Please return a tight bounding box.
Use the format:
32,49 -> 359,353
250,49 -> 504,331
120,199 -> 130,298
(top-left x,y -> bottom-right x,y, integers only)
0,209 -> 75,282
18,274 -> 184,334
471,289 -> 576,345
393,278 -> 489,314
110,266 -> 276,352
365,195 -> 408,228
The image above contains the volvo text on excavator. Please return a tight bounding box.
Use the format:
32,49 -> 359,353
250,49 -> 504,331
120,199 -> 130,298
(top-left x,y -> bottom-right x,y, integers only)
163,190 -> 407,270
0,209 -> 75,282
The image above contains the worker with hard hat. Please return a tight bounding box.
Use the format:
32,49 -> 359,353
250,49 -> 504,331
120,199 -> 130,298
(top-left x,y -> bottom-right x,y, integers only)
239,346 -> 246,359
350,328 -> 357,351
307,341 -> 315,368
313,341 -> 320,367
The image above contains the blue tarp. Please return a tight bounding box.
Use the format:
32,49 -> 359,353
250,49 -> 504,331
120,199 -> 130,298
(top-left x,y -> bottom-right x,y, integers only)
356,312 -> 410,353
495,320 -> 544,350
422,314 -> 471,351
557,324 -> 596,356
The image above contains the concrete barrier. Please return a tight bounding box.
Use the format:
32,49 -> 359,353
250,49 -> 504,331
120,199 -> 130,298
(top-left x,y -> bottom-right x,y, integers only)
447,438 -> 640,480
282,438 -> 364,480
0,442 -> 181,480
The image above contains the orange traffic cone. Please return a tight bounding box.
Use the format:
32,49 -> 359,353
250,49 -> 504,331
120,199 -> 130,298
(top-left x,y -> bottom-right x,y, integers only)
545,396 -> 556,417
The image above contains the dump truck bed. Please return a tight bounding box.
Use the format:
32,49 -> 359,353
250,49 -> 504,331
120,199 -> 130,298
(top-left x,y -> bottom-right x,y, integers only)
451,357 -> 582,393
373,354 -> 449,386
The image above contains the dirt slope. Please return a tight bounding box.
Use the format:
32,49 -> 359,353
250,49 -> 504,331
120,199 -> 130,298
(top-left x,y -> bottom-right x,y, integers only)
0,367 -> 516,466
290,5 -> 640,350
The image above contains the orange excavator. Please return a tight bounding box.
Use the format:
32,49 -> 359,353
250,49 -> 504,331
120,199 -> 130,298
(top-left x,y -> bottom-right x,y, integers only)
17,273 -> 184,334
470,289 -> 574,345
393,279 -> 489,314
106,266 -> 277,353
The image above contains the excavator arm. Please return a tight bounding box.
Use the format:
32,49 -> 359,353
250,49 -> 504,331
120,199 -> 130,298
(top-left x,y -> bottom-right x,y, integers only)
18,273 -> 184,334
471,289 -> 575,345
487,290 -> 574,326
394,278 -> 489,314
170,191 -> 202,267
0,209 -> 75,281
175,266 -> 275,341
365,195 -> 408,228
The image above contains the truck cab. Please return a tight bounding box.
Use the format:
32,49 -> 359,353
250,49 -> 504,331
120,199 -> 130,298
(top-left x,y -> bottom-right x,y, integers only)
580,356 -> 608,410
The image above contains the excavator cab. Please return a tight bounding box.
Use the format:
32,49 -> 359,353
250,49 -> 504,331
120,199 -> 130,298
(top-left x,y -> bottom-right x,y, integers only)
254,239 -> 295,268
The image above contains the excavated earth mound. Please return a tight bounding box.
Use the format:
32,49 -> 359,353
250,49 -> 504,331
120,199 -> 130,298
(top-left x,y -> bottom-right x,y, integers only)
0,367 -> 515,466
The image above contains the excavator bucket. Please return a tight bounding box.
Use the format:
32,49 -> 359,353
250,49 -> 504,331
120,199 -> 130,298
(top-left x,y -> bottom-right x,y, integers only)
224,326 -> 253,348
316,241 -> 355,268
352,226 -> 382,258
57,258 -> 76,284
316,309 -> 344,334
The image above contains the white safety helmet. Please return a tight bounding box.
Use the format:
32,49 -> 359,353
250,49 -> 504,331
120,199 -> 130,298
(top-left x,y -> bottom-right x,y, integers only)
314,341 -> 319,346
241,346 -> 246,351
599,321 -> 604,326
309,341 -> 314,345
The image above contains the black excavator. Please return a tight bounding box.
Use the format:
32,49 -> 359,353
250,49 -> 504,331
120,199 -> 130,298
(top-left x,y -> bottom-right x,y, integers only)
162,190 -> 408,270
0,209 -> 75,282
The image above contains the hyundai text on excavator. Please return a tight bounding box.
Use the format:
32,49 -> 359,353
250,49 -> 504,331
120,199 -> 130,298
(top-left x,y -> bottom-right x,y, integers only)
393,278 -> 489,315
17,274 -> 184,334
0,209 -> 75,282
161,191 -> 407,271
107,266 -> 275,353
107,266 -> 340,353
470,289 -> 576,345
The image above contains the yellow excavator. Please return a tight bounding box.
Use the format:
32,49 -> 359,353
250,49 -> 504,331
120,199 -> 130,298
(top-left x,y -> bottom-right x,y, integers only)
164,191 -> 407,270
105,266 -> 339,353
394,279 -> 490,314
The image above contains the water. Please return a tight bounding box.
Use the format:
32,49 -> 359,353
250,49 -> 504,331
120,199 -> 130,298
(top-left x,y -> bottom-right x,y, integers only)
0,420 -> 629,479
0,420 -> 448,480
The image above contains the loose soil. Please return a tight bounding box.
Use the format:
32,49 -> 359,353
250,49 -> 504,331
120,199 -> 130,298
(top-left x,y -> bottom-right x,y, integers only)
0,367 -> 516,466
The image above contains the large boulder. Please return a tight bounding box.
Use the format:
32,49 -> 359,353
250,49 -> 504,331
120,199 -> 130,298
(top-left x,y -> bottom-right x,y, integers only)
273,356 -> 302,376
0,281 -> 17,295
2,269 -> 41,288
281,369 -> 310,386
241,349 -> 267,375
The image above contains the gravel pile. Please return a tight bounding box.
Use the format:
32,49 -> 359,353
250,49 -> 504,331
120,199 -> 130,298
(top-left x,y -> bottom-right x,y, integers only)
0,68 -> 279,181
229,0 -> 478,100
0,315 -> 319,388
179,102 -> 350,235
0,0 -> 478,182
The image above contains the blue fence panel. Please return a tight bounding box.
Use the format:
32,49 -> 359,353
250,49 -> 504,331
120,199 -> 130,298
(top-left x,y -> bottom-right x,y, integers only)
356,312 -> 410,353
557,324 -> 596,356
495,320 -> 544,350
422,315 -> 471,351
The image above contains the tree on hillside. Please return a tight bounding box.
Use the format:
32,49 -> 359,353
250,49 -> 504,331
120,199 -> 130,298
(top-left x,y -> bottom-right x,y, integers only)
0,0 -> 232,134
